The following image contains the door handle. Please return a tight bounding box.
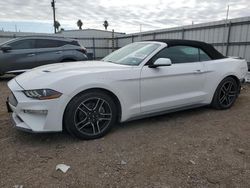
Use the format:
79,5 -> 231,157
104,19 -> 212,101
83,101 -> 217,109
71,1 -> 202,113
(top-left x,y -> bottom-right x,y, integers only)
55,51 -> 62,54
27,53 -> 35,57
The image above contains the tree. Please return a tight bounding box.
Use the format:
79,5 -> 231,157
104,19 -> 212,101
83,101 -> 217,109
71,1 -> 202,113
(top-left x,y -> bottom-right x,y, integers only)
54,20 -> 61,32
103,20 -> 109,30
77,19 -> 83,30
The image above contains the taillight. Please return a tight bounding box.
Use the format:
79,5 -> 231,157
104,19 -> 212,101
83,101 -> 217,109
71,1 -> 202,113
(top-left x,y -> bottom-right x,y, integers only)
78,48 -> 87,54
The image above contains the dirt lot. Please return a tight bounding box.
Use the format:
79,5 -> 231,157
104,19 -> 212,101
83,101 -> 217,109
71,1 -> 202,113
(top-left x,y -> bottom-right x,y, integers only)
0,76 -> 250,188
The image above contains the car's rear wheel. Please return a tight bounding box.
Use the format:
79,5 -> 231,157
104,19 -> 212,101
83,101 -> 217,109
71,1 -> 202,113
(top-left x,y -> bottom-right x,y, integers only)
64,91 -> 117,140
211,77 -> 239,109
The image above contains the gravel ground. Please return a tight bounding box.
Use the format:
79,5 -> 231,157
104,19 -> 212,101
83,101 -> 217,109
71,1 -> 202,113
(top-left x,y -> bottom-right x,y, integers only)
0,76 -> 250,188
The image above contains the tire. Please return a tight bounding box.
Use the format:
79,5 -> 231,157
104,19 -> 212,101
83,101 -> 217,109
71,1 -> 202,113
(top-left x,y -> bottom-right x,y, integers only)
211,77 -> 239,110
64,91 -> 118,140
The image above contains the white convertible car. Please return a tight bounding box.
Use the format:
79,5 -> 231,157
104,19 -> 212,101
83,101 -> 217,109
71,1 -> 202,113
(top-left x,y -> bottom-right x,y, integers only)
7,40 -> 248,139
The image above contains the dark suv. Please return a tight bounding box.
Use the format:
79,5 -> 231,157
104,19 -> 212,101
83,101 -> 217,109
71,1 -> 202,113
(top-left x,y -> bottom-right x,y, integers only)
0,36 -> 88,75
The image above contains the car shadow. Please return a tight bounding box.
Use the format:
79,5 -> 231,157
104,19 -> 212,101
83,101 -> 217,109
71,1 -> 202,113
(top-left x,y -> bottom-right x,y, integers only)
113,106 -> 210,130
11,129 -> 79,145
10,106 -> 212,145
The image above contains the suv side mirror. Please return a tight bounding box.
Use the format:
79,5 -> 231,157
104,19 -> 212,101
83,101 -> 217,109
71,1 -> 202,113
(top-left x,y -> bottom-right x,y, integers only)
149,58 -> 172,68
1,45 -> 12,52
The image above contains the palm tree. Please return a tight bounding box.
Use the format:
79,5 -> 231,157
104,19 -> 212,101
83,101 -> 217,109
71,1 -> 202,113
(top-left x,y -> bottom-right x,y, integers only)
54,20 -> 61,32
103,20 -> 109,30
77,19 -> 83,30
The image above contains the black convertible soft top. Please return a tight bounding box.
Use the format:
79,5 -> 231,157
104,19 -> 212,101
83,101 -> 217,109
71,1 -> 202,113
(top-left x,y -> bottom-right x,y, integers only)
149,39 -> 225,60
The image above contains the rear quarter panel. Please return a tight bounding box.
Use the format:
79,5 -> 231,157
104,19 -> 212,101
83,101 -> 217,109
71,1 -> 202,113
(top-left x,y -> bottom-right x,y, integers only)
62,45 -> 87,61
202,57 -> 248,103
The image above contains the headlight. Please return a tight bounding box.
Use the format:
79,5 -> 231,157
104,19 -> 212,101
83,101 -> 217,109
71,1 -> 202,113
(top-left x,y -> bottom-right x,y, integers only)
23,89 -> 62,100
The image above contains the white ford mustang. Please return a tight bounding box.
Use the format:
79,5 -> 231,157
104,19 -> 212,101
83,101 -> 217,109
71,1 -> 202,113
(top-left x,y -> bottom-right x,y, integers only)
7,40 -> 248,139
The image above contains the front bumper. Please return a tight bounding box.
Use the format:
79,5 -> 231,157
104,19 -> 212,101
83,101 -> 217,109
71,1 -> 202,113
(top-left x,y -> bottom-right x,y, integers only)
6,99 -> 12,113
246,72 -> 250,83
7,95 -> 34,132
10,109 -> 34,133
7,79 -> 69,133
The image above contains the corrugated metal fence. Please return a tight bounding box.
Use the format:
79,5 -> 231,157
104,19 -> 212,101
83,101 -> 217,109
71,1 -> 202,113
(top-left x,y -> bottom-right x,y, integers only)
63,17 -> 250,62
116,17 -> 250,63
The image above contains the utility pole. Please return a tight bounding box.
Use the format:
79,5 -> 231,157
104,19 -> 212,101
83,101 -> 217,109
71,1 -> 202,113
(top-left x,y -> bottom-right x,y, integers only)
223,4 -> 230,55
51,0 -> 56,33
112,29 -> 115,52
226,5 -> 230,24
139,24 -> 142,41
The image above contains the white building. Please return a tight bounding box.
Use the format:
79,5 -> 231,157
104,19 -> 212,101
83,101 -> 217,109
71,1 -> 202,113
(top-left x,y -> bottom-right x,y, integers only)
56,28 -> 125,38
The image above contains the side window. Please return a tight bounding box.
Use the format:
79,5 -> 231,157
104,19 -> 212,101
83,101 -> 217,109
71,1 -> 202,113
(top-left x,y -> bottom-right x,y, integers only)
151,46 -> 199,64
9,39 -> 35,50
35,39 -> 65,48
199,49 -> 211,61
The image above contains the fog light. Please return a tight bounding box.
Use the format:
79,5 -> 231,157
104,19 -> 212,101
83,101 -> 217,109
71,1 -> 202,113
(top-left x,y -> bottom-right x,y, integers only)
23,109 -> 48,114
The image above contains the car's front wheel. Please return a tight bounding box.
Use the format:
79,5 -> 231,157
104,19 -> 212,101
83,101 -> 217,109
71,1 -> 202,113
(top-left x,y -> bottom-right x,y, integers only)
211,77 -> 239,109
64,91 -> 117,140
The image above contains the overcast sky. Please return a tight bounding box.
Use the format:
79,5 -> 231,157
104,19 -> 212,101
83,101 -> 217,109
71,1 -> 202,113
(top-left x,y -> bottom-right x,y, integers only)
0,0 -> 249,34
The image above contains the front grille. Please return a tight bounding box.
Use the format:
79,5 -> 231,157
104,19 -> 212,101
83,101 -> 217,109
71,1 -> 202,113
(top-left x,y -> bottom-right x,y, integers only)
8,92 -> 18,107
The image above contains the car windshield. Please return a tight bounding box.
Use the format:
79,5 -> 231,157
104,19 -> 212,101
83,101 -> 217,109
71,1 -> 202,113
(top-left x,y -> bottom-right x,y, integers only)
0,38 -> 18,46
102,42 -> 160,66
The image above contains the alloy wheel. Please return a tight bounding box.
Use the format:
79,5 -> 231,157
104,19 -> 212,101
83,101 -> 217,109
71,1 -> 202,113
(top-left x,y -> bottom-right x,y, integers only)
219,80 -> 237,108
74,97 -> 112,136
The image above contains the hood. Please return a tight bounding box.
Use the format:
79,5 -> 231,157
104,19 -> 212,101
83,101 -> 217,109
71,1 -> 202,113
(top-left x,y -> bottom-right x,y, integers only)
14,60 -> 132,89
31,60 -> 129,73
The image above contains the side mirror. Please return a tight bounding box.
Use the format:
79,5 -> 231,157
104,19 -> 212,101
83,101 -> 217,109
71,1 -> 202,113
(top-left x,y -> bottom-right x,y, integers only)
149,58 -> 172,68
1,45 -> 12,52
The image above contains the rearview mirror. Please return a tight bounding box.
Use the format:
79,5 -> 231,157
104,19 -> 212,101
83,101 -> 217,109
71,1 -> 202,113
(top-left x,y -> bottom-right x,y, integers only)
149,58 -> 172,68
1,45 -> 12,52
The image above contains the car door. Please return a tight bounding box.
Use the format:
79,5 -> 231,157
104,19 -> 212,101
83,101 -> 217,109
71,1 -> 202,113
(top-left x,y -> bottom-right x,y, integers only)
35,39 -> 65,67
1,39 -> 36,72
140,45 -> 207,113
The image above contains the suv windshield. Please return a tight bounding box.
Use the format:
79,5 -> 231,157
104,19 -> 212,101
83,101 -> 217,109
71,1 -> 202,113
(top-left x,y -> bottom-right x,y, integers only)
102,42 -> 160,66
0,38 -> 17,46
